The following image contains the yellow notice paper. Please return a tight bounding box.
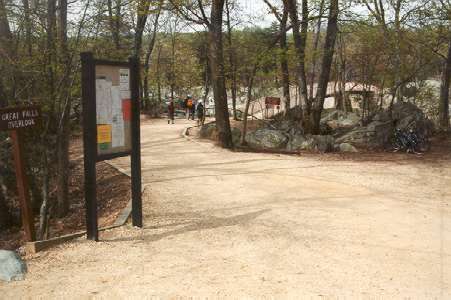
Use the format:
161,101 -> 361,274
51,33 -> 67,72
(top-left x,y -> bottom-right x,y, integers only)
97,124 -> 112,144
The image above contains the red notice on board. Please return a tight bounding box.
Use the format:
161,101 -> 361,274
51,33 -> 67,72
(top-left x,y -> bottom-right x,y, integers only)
122,99 -> 131,121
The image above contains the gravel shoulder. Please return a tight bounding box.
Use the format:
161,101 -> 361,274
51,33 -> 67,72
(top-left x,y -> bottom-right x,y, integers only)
1,118 -> 450,298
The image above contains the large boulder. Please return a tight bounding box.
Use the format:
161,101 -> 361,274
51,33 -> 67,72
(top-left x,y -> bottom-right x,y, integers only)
298,135 -> 317,151
335,102 -> 433,149
337,112 -> 360,127
312,135 -> 335,152
0,250 -> 27,282
271,119 -> 304,136
246,128 -> 288,149
286,134 -> 335,152
321,110 -> 360,129
275,120 -> 293,132
286,133 -> 308,151
391,101 -> 434,136
335,121 -> 392,148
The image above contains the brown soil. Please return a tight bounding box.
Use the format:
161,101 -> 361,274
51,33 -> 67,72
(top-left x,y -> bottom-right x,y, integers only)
0,135 -> 130,250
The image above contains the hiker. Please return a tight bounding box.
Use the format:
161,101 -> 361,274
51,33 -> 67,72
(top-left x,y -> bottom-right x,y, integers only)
167,100 -> 175,124
190,98 -> 196,120
196,100 -> 205,126
185,95 -> 194,119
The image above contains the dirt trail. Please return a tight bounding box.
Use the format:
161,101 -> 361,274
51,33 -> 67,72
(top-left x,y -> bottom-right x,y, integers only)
1,118 -> 450,298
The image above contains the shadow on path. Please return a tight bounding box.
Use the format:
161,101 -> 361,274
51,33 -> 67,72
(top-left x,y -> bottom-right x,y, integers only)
103,209 -> 270,244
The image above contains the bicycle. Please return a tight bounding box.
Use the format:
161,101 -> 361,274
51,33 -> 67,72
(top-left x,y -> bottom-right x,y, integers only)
392,127 -> 430,154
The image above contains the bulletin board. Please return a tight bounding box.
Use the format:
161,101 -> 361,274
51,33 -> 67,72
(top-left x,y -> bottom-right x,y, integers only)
95,65 -> 132,156
81,52 -> 142,242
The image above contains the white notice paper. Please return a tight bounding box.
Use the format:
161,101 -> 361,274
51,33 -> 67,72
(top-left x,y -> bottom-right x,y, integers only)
119,69 -> 130,91
111,86 -> 125,148
96,79 -> 113,124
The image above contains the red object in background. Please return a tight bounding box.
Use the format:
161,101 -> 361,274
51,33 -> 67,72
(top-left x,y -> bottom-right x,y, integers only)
265,97 -> 281,106
122,99 -> 131,121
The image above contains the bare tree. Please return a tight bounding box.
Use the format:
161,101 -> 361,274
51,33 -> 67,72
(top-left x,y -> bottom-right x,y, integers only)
308,0 -> 325,102
143,4 -> 161,110
283,0 -> 308,112
0,0 -> 14,104
263,0 -> 291,113
134,0 -> 162,57
311,0 -> 339,133
225,0 -> 238,120
209,0 -> 233,147
170,0 -> 233,148
55,0 -> 71,217
107,0 -> 121,49
440,38 -> 451,130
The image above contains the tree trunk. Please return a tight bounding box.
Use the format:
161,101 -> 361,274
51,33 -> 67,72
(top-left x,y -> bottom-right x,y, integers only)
203,61 -> 210,118
393,0 -> 403,102
143,7 -> 161,111
56,133 -> 69,217
0,0 -> 14,103
337,33 -> 349,112
308,0 -> 325,102
22,0 -> 33,101
440,38 -> 451,131
38,155 -> 50,240
43,0 -> 57,221
225,0 -> 238,120
170,23 -> 176,101
156,44 -> 162,115
284,0 -> 308,110
107,0 -> 121,49
310,0 -> 339,134
134,0 -> 154,57
28,167 -> 43,214
55,0 -> 72,217
0,0 -> 12,48
208,0 -> 233,148
280,10 -> 291,112
46,0 -> 56,107
22,0 -> 32,56
241,66 -> 257,146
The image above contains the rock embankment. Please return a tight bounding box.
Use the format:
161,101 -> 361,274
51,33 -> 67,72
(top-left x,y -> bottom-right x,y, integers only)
197,102 -> 433,153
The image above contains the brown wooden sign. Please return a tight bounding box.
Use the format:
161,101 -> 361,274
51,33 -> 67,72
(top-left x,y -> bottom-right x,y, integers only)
0,105 -> 41,131
265,97 -> 281,106
0,105 -> 40,242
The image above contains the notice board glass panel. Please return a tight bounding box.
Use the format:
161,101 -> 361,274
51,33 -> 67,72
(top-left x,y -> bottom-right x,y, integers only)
95,65 -> 132,156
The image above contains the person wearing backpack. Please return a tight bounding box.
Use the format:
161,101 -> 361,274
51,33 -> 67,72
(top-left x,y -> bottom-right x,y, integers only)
185,95 -> 193,119
196,100 -> 205,126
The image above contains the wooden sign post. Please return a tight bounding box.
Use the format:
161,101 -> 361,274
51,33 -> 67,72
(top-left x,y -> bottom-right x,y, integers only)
0,105 -> 41,242
81,52 -> 142,241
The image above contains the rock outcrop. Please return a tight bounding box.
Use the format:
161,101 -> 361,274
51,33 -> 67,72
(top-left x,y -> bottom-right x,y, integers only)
246,128 -> 288,149
0,250 -> 27,282
335,102 -> 434,149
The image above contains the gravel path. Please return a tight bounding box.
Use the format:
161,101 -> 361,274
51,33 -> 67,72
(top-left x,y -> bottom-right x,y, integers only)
1,118 -> 450,298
